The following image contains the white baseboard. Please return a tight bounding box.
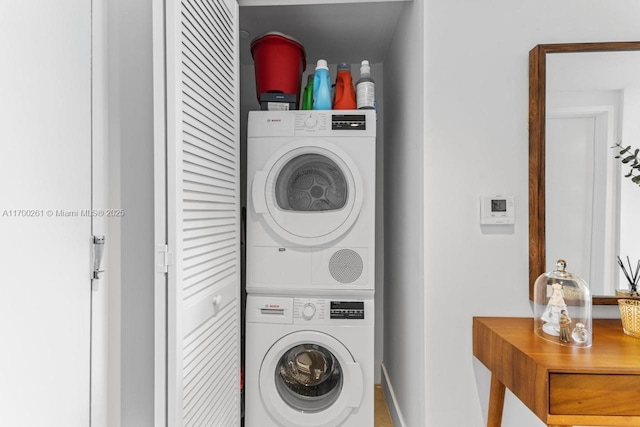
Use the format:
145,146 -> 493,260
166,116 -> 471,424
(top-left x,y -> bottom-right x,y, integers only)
381,363 -> 407,427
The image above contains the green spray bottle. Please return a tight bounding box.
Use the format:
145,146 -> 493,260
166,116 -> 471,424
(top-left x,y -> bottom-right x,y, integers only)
301,74 -> 314,110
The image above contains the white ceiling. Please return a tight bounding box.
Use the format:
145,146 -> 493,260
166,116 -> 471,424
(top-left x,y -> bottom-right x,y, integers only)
238,2 -> 405,67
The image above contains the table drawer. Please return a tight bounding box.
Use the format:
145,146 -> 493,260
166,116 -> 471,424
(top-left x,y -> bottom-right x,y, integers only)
550,374 -> 640,416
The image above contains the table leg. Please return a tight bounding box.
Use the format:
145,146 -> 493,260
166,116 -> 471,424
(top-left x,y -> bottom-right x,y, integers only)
487,374 -> 506,427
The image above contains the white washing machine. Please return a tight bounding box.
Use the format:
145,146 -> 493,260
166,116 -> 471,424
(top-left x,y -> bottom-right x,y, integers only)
246,110 -> 376,295
244,294 -> 374,427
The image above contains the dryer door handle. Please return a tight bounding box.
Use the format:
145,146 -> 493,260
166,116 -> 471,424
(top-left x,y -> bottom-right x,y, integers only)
345,362 -> 364,408
252,171 -> 268,214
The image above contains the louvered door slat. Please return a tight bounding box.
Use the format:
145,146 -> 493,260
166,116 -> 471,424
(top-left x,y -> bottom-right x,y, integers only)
182,54 -> 234,114
184,0 -> 234,64
183,140 -> 234,167
183,305 -> 236,425
182,157 -> 234,185
183,123 -> 235,161
182,209 -> 235,220
183,243 -> 235,269
183,310 -> 234,392
181,24 -> 233,99
183,104 -> 234,143
184,0 -> 234,72
183,254 -> 235,284
183,82 -> 234,135
191,0 -> 234,55
183,270 -> 236,303
183,180 -> 235,197
182,144 -> 234,176
182,217 -> 235,234
166,0 -> 239,425
183,1 -> 234,70
183,190 -> 235,205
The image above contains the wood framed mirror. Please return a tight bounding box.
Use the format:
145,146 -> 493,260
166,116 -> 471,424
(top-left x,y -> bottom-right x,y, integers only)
529,41 -> 640,305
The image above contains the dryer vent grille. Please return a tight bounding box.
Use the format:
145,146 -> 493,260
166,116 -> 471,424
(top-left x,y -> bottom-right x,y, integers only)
329,249 -> 363,284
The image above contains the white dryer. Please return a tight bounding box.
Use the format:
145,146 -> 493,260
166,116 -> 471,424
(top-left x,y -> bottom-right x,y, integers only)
246,110 -> 376,295
244,294 -> 374,427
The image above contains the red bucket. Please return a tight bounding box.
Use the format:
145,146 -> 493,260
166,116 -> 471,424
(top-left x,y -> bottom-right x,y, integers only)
251,32 -> 306,108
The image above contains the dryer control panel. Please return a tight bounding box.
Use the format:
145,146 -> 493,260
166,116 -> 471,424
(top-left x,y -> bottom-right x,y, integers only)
291,110 -> 375,137
331,114 -> 367,130
248,110 -> 375,138
293,113 -> 366,131
295,113 -> 329,131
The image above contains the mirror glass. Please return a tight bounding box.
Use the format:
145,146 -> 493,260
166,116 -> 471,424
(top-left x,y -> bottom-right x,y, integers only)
529,43 -> 640,303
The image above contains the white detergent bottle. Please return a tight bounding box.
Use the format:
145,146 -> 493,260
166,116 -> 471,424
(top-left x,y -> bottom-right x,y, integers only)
356,60 -> 375,110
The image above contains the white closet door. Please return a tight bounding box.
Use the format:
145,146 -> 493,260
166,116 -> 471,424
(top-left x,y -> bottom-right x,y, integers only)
165,0 -> 241,425
0,2 -> 92,425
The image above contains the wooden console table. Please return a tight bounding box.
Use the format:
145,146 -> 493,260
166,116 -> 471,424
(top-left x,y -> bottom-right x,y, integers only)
473,317 -> 640,427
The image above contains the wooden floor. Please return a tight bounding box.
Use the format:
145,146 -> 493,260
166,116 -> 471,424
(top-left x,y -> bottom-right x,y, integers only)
375,384 -> 394,427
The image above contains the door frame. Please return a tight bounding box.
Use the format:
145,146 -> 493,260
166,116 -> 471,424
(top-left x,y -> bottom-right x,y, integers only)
91,0 -> 112,425
546,104 -> 619,294
152,0 -> 168,425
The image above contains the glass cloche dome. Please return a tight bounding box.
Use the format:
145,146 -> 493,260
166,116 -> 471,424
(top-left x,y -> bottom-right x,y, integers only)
533,259 -> 592,347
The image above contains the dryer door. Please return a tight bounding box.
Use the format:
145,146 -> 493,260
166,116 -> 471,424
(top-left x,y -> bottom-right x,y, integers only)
252,141 -> 363,246
259,331 -> 364,427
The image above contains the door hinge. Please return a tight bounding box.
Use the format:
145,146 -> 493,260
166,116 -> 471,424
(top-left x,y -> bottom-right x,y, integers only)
92,235 -> 106,280
156,244 -> 174,274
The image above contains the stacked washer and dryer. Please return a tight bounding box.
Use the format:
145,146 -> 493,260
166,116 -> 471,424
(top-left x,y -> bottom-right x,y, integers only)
245,110 -> 376,427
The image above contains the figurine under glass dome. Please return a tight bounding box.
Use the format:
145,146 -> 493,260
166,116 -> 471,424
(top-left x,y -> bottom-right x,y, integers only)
533,259 -> 592,347
540,282 -> 567,336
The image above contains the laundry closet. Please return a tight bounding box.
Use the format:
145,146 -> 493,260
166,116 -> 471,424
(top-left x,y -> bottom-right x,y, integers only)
150,0 -> 425,425
237,1 -> 425,426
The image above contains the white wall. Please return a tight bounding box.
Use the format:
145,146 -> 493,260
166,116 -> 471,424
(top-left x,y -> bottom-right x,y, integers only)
382,1 -> 425,426
422,1 -> 640,426
0,2 -> 92,425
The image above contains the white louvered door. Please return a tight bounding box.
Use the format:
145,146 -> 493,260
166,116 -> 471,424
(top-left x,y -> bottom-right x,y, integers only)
164,0 -> 241,425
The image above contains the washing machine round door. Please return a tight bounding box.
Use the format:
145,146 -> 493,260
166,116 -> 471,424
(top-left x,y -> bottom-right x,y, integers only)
259,331 -> 364,427
252,141 -> 363,246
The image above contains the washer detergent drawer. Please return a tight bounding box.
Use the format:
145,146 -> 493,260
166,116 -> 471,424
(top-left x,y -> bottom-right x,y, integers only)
246,296 -> 293,324
249,246 -> 312,285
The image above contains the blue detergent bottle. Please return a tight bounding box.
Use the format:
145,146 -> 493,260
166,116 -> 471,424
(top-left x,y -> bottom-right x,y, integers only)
313,59 -> 332,110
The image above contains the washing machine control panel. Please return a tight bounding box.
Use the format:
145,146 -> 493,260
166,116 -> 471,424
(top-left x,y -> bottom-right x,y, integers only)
293,298 -> 366,321
294,298 -> 325,321
330,301 -> 365,320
